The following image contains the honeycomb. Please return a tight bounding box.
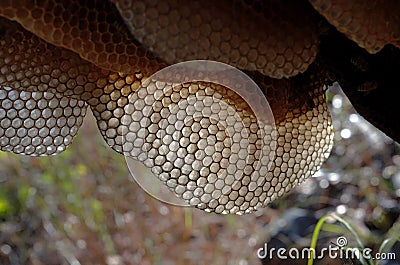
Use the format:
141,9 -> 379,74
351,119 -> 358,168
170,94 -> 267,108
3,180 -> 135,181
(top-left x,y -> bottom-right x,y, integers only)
0,86 -> 86,155
113,0 -> 319,79
0,0 -> 163,74
0,2 -> 334,214
117,63 -> 332,213
309,0 -> 400,53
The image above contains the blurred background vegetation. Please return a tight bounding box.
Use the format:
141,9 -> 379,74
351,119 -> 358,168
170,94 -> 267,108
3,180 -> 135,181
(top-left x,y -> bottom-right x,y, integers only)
0,84 -> 399,265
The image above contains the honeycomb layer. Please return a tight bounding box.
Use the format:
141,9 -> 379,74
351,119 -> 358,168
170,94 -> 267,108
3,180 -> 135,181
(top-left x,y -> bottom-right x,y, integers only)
0,0 -> 163,74
310,0 -> 400,53
114,0 -> 319,79
0,3 -> 334,214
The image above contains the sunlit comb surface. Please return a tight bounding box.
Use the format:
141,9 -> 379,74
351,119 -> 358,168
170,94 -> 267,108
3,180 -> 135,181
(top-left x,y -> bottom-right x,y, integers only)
2,0 -> 396,214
